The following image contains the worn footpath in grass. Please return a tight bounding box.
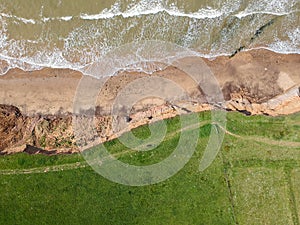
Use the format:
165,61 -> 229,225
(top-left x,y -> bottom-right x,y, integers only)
0,111 -> 300,224
290,168 -> 300,224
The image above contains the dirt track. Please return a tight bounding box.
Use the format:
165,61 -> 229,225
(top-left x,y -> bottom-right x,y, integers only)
1,122 -> 299,175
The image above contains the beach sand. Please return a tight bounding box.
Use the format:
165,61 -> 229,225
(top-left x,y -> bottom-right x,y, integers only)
0,49 -> 299,116
0,49 -> 299,154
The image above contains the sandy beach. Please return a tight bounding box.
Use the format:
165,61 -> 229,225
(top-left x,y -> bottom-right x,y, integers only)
0,49 -> 299,115
0,49 -> 299,154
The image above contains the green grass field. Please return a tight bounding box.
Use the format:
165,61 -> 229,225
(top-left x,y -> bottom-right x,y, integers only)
0,111 -> 300,225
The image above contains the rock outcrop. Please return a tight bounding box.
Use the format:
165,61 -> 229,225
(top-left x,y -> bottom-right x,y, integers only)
0,105 -> 24,152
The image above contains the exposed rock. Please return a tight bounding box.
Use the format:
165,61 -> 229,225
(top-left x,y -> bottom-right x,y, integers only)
225,86 -> 300,116
0,105 -> 25,151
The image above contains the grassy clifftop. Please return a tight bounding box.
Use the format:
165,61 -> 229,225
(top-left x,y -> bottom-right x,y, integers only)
0,111 -> 300,225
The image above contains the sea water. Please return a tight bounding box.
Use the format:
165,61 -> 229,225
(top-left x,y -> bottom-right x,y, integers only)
0,0 -> 299,75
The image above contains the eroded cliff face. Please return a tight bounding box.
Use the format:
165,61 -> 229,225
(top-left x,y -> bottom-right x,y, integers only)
0,50 -> 299,155
0,106 -> 77,154
0,83 -> 299,155
0,103 -> 177,154
0,105 -> 24,152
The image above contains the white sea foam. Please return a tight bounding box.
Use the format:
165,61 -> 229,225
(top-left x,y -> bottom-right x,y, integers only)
80,0 -> 297,21
3,0 -> 296,25
0,13 -> 36,24
267,28 -> 300,54
0,12 -> 74,24
0,0 -> 299,76
41,17 -> 50,22
234,0 -> 298,18
61,16 -> 73,21
234,10 -> 298,19
79,8 -> 223,20
80,1 -> 223,20
0,43 -> 299,77
0,0 -> 297,24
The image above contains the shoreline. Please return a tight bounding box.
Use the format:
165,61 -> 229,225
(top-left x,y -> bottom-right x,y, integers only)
0,49 -> 299,154
1,49 -> 299,114
0,47 -> 299,76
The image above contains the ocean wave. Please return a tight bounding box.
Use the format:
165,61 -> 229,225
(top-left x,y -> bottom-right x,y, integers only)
234,10 -> 299,19
80,6 -> 223,20
61,16 -> 73,21
0,13 -> 36,24
0,0 -> 299,76
1,43 -> 299,77
0,13 -> 73,24
79,0 -> 298,20
1,0 -> 298,24
235,0 -> 298,18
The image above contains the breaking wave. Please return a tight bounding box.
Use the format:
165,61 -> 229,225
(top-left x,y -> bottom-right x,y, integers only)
0,0 -> 299,75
